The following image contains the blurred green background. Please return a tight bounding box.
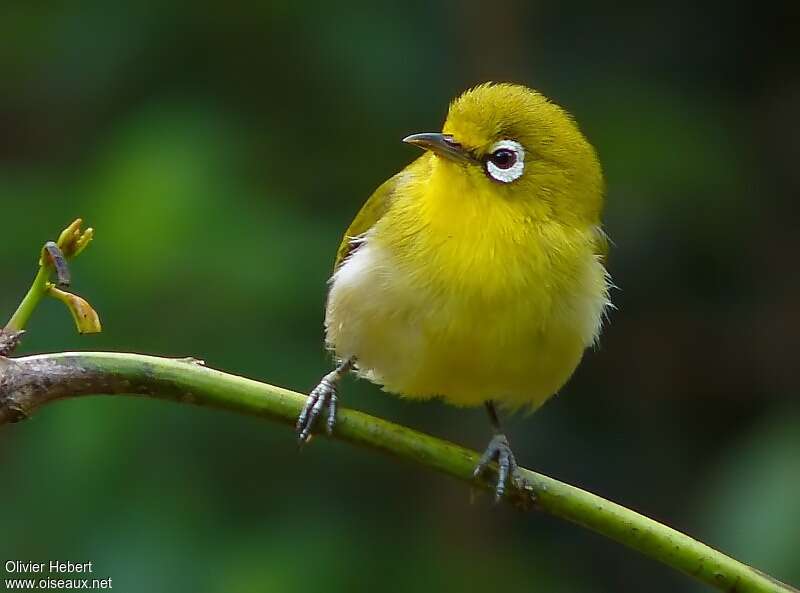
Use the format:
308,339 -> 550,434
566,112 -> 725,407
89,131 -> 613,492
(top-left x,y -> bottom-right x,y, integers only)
1,1 -> 798,591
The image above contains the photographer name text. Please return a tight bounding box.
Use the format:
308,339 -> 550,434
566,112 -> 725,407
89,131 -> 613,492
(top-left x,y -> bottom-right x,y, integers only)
3,561 -> 111,590
6,562 -> 94,575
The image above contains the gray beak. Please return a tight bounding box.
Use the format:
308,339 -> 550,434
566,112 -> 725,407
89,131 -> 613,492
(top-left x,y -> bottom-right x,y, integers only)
402,133 -> 473,164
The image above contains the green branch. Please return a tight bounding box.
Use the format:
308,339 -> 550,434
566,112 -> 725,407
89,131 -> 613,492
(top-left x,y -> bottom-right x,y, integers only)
0,351 -> 795,593
5,264 -> 51,333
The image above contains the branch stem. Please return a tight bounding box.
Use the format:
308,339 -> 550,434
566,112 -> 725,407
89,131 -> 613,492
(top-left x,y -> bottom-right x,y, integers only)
0,351 -> 795,593
5,266 -> 50,332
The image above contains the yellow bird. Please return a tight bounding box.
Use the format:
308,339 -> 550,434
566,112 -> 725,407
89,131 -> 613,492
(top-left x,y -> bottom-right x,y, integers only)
297,82 -> 611,498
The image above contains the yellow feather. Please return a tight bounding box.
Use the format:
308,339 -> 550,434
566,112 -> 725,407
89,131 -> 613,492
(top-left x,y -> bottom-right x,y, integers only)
334,170 -> 403,270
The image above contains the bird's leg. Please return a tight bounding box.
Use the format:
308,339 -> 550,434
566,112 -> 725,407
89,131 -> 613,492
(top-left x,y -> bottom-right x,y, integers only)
296,357 -> 354,444
473,401 -> 525,502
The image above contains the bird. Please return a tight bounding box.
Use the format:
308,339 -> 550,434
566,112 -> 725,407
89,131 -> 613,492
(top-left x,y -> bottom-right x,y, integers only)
296,82 -> 611,499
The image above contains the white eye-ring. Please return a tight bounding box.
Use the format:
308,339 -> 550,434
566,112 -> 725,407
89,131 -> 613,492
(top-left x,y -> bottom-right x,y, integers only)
484,140 -> 525,183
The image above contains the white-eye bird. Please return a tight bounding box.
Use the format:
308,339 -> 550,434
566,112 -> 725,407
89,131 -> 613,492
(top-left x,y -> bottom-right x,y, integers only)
296,83 -> 611,499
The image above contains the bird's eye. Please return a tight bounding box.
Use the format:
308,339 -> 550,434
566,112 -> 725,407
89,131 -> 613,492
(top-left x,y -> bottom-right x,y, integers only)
490,149 -> 516,169
484,140 -> 525,183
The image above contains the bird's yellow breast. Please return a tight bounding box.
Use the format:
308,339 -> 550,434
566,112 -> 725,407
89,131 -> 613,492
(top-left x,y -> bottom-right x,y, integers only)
325,155 -> 609,409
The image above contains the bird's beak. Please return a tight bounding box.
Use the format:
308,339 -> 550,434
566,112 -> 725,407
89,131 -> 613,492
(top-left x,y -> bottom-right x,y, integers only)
402,133 -> 473,164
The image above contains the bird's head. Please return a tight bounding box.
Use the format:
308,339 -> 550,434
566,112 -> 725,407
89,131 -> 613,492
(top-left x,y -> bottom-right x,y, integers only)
404,83 -> 604,225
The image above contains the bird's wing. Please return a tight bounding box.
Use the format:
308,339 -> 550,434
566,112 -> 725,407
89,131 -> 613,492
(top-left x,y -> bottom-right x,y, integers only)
333,165 -> 417,271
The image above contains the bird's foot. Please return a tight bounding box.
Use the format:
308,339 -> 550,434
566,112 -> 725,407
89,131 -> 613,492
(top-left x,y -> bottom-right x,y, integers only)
473,433 -> 526,502
296,364 -> 349,444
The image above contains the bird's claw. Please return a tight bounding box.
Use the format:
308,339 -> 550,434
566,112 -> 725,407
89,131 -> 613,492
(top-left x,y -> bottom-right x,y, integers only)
296,371 -> 339,444
473,433 -> 524,502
